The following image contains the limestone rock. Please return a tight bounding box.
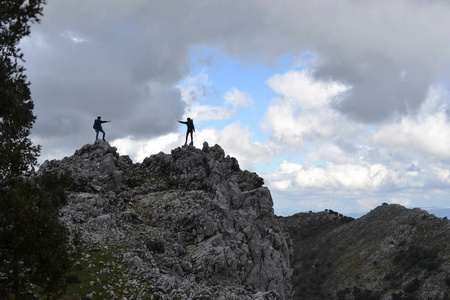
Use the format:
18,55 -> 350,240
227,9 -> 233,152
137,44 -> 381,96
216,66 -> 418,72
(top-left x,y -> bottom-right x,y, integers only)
39,140 -> 292,299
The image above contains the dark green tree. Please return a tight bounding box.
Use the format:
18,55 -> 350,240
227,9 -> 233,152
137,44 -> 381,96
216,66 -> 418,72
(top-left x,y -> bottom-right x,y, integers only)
0,174 -> 71,299
0,1 -> 72,298
0,0 -> 44,179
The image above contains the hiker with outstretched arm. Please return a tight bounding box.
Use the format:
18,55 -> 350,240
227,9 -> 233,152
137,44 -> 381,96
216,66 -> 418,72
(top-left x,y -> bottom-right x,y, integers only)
93,116 -> 111,141
178,117 -> 195,145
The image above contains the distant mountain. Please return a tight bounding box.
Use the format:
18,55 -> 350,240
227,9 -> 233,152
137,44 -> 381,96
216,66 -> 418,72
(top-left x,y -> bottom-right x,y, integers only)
279,204 -> 450,299
346,207 -> 450,220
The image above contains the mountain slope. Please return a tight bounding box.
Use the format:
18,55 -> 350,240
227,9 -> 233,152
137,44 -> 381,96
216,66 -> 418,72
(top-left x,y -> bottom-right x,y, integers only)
280,204 -> 450,300
39,141 -> 292,299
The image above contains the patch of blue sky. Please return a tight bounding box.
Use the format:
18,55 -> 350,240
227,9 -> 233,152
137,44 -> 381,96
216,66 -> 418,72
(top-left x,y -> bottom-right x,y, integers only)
310,160 -> 325,167
187,46 -> 298,96
184,46 -> 307,141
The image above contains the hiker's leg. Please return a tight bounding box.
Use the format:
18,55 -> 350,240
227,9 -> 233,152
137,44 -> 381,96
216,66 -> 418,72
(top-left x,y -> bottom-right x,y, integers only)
96,130 -> 99,140
101,129 -> 106,141
185,131 -> 189,144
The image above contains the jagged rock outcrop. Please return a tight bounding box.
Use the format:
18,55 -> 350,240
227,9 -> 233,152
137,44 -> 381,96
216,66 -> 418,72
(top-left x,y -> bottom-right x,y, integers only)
39,141 -> 292,299
279,204 -> 450,300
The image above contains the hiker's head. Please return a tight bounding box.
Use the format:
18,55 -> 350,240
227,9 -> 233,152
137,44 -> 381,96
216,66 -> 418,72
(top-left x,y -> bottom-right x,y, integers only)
97,116 -> 101,120
187,117 -> 191,121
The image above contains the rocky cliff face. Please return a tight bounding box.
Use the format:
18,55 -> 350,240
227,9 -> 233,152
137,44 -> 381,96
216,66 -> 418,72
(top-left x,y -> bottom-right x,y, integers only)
38,141 -> 292,299
36,140 -> 450,300
280,205 -> 450,300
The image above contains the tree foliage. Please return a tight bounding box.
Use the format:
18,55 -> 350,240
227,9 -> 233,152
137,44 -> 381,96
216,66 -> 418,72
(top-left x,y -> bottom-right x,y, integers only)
0,0 -> 45,179
0,174 -> 71,299
0,1 -> 72,298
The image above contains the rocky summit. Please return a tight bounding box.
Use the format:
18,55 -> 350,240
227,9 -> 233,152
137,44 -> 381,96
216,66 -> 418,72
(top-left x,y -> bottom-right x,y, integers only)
38,141 -> 292,299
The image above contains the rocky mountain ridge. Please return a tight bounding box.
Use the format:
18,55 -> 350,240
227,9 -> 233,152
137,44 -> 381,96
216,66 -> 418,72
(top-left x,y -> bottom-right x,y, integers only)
279,204 -> 450,300
36,140 -> 450,300
38,141 -> 292,299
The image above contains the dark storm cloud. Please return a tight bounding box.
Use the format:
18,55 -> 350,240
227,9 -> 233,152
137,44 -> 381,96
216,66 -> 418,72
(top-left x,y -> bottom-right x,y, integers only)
254,0 -> 450,124
24,1 -> 190,139
20,0 -> 450,160
217,0 -> 450,123
314,49 -> 433,123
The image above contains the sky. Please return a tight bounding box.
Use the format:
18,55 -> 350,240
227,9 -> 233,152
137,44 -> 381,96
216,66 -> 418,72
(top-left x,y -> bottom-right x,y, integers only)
19,0 -> 450,216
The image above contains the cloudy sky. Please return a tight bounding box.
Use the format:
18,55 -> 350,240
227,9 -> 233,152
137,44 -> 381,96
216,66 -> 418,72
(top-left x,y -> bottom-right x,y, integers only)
21,0 -> 450,216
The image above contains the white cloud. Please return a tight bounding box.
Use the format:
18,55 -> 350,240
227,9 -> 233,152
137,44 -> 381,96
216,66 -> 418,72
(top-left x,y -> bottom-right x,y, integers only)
183,104 -> 234,122
266,70 -> 348,108
111,121 -> 279,172
256,65 -> 450,214
197,123 -> 279,170
224,87 -> 254,109
271,180 -> 291,191
179,73 -> 254,122
111,133 -> 180,163
268,160 -> 388,191
371,88 -> 450,160
306,142 -> 355,165
276,160 -> 303,174
263,103 -> 339,146
390,197 -> 412,207
431,165 -> 450,184
261,70 -> 349,147
178,70 -> 211,105
356,198 -> 382,211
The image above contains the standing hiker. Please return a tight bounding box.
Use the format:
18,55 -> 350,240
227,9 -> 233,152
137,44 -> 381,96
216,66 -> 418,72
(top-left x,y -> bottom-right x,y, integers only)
178,117 -> 195,145
93,116 -> 111,141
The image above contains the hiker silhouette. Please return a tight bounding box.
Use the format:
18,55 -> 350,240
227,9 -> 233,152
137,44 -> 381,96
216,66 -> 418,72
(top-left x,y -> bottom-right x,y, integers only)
93,116 -> 111,141
178,118 -> 195,145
